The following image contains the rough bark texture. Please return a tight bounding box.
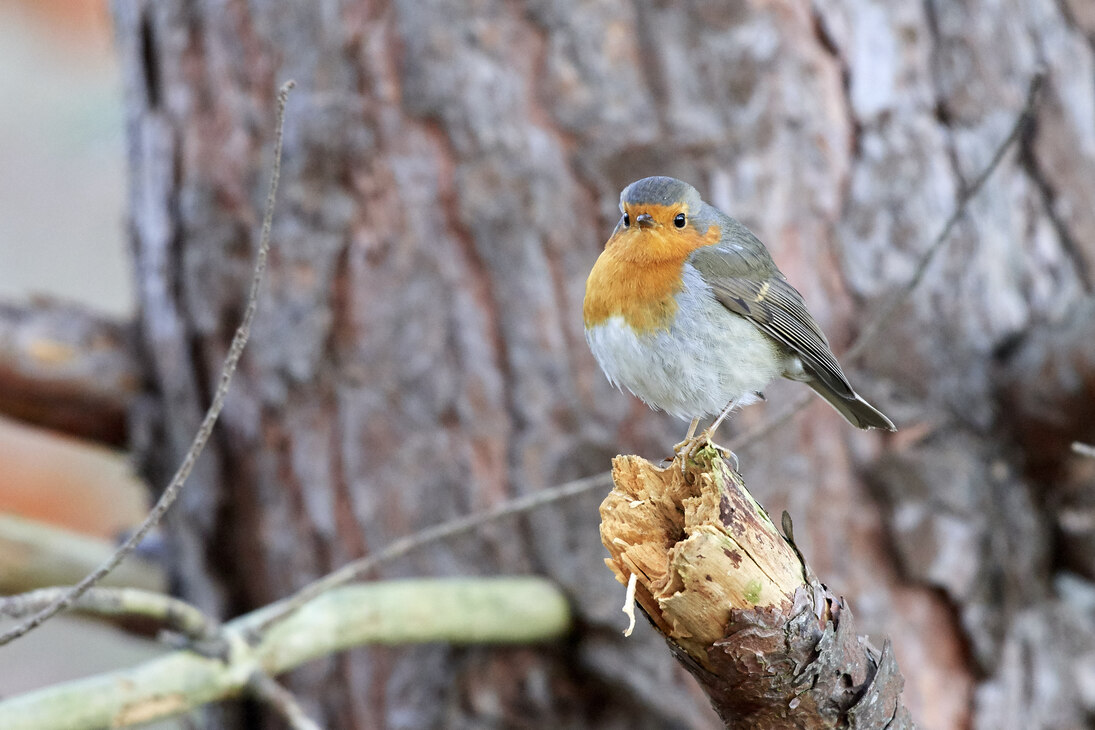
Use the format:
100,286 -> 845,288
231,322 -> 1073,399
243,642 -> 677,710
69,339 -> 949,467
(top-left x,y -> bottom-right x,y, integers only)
111,0 -> 1095,728
601,452 -> 913,728
673,593 -> 911,730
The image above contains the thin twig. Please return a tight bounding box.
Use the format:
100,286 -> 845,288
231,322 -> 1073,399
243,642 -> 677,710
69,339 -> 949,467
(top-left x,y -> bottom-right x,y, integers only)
0,80 -> 296,647
0,513 -> 164,594
251,70 -> 1045,638
0,587 -> 218,640
252,471 -> 610,634
732,68 -> 1045,451
247,671 -> 323,730
726,393 -> 812,453
847,68 -> 1045,361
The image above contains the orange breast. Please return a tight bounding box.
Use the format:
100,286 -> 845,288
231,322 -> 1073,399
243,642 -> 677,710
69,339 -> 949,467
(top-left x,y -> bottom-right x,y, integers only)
584,215 -> 719,335
583,254 -> 686,334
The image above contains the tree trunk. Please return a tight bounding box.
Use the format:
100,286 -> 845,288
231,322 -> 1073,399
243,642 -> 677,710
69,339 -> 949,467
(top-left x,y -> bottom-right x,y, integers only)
112,0 -> 1095,728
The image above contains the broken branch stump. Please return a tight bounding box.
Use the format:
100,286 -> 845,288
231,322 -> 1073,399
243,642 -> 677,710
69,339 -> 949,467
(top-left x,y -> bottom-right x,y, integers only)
599,450 -> 914,729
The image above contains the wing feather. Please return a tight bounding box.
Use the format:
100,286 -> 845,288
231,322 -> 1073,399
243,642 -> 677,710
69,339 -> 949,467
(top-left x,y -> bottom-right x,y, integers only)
689,243 -> 855,399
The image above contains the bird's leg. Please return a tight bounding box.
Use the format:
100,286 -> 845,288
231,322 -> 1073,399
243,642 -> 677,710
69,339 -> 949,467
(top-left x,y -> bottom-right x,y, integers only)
682,401 -> 740,472
706,400 -> 736,443
672,418 -> 702,471
673,417 -> 701,454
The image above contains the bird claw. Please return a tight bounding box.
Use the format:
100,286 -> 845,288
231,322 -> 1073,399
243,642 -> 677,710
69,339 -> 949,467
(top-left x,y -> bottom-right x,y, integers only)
673,430 -> 739,473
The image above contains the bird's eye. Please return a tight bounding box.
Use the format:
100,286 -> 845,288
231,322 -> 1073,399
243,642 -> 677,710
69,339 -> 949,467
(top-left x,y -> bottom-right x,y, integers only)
674,213 -> 687,228
622,213 -> 631,228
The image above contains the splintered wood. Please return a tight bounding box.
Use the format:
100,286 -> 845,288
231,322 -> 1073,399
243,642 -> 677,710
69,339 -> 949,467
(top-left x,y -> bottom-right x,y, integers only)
599,450 -> 805,663
598,451 -> 915,728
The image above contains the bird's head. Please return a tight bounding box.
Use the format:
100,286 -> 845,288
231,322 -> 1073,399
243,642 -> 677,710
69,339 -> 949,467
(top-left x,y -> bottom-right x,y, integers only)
606,176 -> 718,262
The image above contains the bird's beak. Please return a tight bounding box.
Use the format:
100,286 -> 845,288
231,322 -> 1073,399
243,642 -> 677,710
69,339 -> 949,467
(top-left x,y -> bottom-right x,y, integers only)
635,213 -> 655,229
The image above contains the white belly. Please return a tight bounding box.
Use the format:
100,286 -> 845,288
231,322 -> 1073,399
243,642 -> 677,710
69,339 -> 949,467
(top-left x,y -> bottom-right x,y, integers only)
585,267 -> 785,420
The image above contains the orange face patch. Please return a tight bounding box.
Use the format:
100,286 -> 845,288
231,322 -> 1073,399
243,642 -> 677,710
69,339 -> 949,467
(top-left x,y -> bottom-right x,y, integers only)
583,205 -> 720,334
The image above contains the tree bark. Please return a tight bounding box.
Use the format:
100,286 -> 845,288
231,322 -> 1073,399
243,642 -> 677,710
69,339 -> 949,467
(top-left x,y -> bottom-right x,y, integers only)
111,0 -> 1095,728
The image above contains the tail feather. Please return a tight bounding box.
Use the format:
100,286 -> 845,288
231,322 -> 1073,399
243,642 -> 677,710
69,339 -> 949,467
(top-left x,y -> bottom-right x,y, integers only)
806,379 -> 896,431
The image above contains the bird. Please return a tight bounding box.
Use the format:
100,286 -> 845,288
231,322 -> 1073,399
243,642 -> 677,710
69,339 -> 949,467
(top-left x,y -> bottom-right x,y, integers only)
583,176 -> 895,459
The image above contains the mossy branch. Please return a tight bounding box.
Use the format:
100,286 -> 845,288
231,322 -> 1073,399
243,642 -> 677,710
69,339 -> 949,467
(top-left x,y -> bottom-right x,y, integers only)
0,577 -> 571,730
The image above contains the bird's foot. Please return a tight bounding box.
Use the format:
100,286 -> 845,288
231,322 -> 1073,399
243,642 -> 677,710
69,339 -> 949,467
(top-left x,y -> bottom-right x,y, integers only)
673,430 -> 739,473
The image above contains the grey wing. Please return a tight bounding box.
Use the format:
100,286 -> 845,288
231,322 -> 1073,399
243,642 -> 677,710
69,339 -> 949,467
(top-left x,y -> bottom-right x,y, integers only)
688,243 -> 856,400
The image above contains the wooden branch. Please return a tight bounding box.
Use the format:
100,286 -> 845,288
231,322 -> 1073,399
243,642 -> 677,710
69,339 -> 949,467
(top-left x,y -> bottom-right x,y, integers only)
600,451 -> 913,729
0,577 -> 571,730
0,300 -> 139,446
252,470 -> 612,634
246,671 -> 323,730
0,514 -> 164,594
0,586 -> 215,641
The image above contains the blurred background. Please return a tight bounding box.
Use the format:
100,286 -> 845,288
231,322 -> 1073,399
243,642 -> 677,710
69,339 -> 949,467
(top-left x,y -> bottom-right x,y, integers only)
1,1 -> 1094,729
0,0 -> 172,723
0,0 -> 130,313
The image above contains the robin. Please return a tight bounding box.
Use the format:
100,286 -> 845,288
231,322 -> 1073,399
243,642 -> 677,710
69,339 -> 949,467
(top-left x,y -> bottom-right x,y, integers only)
583,176 -> 895,457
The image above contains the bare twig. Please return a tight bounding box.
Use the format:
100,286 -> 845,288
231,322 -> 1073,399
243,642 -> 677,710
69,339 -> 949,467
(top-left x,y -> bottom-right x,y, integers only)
247,672 -> 323,730
252,471 -> 610,634
730,68 -> 1045,451
0,587 -> 218,640
725,393 -> 812,453
847,68 -> 1045,361
0,80 -> 296,647
0,514 -> 164,594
